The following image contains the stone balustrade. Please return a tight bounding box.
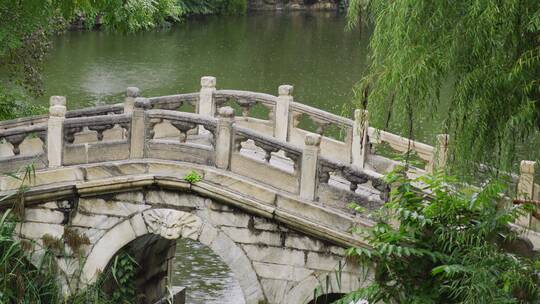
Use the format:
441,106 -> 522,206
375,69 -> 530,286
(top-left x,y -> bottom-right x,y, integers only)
0,76 -> 537,216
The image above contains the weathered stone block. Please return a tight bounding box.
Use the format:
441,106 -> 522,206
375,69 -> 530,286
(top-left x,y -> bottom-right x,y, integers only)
129,213 -> 148,237
276,196 -> 352,232
208,210 -> 250,227
146,191 -> 204,208
84,163 -> 147,180
207,199 -> 235,212
253,262 -> 312,282
198,223 -> 219,245
73,129 -> 98,144
285,234 -> 324,252
71,212 -> 122,229
20,222 -> 64,239
147,162 -> 201,178
221,226 -> 281,246
242,244 -> 305,266
78,198 -> 148,217
204,171 -> 276,205
306,252 -> 358,272
87,142 -> 130,163
19,137 -> 44,156
114,191 -> 145,203
25,208 -> 65,224
260,278 -> 290,304
252,217 -> 279,231
230,153 -> 299,194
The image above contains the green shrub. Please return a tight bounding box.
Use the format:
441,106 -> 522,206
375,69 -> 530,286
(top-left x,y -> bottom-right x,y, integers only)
338,169 -> 540,303
184,170 -> 202,183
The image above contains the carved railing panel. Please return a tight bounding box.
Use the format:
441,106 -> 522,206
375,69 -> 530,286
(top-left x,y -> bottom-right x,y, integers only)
214,90 -> 276,122
0,125 -> 47,157
367,128 -> 434,172
234,126 -> 302,174
64,115 -> 131,145
140,93 -> 199,111
318,157 -> 389,203
146,110 -> 217,145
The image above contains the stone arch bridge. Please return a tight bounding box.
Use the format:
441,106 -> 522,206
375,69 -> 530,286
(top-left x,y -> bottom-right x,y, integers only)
0,77 -> 538,303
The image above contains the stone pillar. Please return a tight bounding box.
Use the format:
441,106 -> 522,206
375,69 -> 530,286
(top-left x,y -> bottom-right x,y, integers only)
130,108 -> 146,159
274,85 -> 293,141
124,87 -> 140,115
517,160 -> 536,227
352,109 -> 369,168
47,96 -> 67,168
428,134 -> 449,173
300,134 -> 321,200
199,76 -> 216,117
215,107 -> 235,170
436,134 -> 449,169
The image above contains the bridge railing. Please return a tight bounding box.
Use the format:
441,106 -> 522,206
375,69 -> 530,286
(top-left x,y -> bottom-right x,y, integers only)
0,76 -> 536,219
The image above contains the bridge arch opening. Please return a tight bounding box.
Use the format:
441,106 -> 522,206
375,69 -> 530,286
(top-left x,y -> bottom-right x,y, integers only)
80,208 -> 264,304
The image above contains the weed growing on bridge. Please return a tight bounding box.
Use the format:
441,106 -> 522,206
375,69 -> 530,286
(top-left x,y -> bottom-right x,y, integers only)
336,170 -> 540,303
184,170 -> 203,184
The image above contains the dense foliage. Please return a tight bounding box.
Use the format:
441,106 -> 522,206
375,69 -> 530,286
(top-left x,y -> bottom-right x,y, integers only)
338,170 -> 540,303
0,0 -> 247,120
0,211 -> 62,303
0,208 -> 141,303
348,0 -> 540,175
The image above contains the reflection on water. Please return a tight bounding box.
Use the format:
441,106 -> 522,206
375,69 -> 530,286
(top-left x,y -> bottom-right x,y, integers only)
173,238 -> 245,304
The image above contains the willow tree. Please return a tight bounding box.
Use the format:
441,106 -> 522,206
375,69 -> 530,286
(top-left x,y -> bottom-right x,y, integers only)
348,0 -> 540,175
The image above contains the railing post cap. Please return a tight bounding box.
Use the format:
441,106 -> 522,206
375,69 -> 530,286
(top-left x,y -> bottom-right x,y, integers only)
201,76 -> 216,88
278,85 -> 294,96
126,87 -> 140,98
520,160 -> 536,174
218,106 -> 235,118
305,133 -> 321,146
49,96 -> 66,107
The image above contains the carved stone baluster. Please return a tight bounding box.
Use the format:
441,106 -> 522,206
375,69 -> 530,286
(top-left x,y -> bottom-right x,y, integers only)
147,118 -> 162,140
284,150 -> 301,172
318,165 -> 332,184
253,141 -> 279,163
6,134 -> 26,155
310,117 -> 330,135
236,97 -> 254,120
64,126 -> 82,144
233,134 -> 246,153
170,121 -> 196,143
88,124 -> 113,141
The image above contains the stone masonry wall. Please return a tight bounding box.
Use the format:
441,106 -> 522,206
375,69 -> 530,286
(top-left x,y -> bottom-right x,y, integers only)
16,189 -> 370,304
